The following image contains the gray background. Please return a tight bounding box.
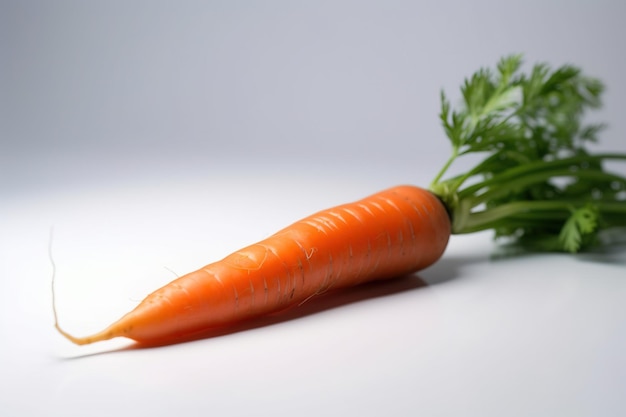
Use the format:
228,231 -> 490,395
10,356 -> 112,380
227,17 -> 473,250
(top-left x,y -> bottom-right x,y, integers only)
2,0 -> 625,196
2,3 -> 626,416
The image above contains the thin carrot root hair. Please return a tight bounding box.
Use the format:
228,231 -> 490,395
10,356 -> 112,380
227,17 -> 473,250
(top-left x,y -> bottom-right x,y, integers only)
49,228 -> 119,345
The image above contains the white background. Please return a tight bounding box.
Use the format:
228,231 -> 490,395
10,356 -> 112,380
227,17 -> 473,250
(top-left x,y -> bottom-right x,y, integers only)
2,1 -> 625,416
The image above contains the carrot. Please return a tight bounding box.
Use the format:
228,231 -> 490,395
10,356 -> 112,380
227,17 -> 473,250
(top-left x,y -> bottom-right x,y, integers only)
55,55 -> 626,346
54,185 -> 451,345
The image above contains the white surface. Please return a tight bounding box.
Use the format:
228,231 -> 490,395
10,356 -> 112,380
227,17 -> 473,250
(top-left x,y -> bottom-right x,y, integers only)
2,1 -> 626,416
2,172 -> 626,417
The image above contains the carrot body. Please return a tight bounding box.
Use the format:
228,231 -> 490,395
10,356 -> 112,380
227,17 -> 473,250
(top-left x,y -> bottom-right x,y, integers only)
56,185 -> 451,345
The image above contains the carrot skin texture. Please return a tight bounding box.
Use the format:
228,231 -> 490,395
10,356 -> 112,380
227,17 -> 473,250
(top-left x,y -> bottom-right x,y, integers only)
62,185 -> 451,345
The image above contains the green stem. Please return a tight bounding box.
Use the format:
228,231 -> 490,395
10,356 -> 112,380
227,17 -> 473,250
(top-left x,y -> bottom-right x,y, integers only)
455,200 -> 626,234
457,153 -> 626,202
430,147 -> 459,189
470,169 -> 626,208
456,200 -> 569,233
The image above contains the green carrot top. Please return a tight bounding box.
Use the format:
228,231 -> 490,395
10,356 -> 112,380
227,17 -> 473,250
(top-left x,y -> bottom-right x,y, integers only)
429,55 -> 626,252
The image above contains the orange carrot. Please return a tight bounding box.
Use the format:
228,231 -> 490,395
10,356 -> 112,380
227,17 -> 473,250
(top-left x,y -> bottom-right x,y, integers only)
54,185 -> 450,345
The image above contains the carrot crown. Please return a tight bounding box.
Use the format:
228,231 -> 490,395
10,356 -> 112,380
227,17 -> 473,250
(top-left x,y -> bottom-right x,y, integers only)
429,55 -> 626,252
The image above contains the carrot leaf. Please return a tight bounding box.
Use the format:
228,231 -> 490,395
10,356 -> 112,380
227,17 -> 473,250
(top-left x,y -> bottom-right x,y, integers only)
430,55 -> 626,252
558,205 -> 599,253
